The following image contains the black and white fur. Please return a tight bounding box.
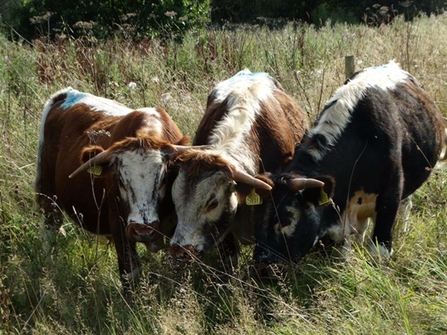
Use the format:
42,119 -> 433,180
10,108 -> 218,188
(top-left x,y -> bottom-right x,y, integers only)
253,61 -> 445,265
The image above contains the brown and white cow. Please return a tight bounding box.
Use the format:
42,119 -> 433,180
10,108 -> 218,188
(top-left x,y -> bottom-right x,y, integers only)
252,61 -> 445,266
168,70 -> 309,263
35,87 -> 189,286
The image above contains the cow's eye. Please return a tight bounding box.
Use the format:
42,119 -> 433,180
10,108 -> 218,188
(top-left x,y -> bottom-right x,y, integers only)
159,174 -> 167,189
229,181 -> 236,192
206,199 -> 219,212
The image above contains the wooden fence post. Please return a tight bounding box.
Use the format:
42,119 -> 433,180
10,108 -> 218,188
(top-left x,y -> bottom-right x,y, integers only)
345,55 -> 355,79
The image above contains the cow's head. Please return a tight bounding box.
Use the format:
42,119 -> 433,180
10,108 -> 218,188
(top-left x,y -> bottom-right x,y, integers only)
252,173 -> 335,267
168,149 -> 272,260
70,136 -> 187,243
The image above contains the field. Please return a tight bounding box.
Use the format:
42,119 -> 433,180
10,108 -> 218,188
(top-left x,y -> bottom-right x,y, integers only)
1,13 -> 447,334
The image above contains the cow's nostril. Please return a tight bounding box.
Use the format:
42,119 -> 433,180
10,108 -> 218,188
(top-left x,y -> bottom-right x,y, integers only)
126,221 -> 162,242
168,244 -> 203,262
168,244 -> 180,253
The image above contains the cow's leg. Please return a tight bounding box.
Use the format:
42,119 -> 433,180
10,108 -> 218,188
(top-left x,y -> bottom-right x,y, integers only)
36,137 -> 64,255
40,205 -> 64,256
398,196 -> 412,233
369,193 -> 401,258
115,240 -> 141,289
36,164 -> 64,256
110,221 -> 141,289
342,217 -> 370,256
217,233 -> 240,271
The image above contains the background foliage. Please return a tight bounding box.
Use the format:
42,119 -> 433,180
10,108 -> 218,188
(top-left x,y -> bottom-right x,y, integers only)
1,0 -> 447,41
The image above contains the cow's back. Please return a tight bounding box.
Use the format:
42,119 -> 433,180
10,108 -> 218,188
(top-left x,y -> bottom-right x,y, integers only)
255,88 -> 308,171
395,78 -> 444,196
194,72 -> 308,172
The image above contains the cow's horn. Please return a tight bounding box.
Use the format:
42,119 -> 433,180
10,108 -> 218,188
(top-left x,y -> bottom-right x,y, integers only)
171,145 -> 190,153
289,178 -> 324,191
172,144 -> 211,152
233,170 -> 272,191
69,150 -> 114,179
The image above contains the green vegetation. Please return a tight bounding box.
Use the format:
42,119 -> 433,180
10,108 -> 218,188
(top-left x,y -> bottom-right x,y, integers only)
1,0 -> 211,41
1,13 -> 447,334
1,0 -> 446,41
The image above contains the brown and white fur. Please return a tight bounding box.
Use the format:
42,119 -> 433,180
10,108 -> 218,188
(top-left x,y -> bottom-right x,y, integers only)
36,87 -> 189,286
168,70 -> 309,263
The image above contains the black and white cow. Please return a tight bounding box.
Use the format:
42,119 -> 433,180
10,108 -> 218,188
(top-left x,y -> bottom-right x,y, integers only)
252,61 -> 445,265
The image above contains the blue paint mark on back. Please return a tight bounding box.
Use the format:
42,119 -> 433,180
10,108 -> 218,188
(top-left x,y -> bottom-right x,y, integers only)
222,70 -> 274,89
212,69 -> 278,103
61,88 -> 87,109
230,69 -> 270,82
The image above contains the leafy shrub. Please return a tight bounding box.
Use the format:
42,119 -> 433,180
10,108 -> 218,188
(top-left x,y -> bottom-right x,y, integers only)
1,0 -> 211,41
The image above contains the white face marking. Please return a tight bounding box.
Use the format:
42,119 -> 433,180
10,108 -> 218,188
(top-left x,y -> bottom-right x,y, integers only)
275,205 -> 301,237
307,61 -> 411,161
170,169 -> 238,252
116,149 -> 167,226
278,205 -> 322,250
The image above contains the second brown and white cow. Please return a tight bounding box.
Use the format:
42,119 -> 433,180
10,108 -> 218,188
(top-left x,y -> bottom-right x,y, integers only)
36,87 -> 189,286
168,70 -> 309,263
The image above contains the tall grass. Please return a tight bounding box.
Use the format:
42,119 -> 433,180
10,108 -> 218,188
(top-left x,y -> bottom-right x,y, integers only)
1,14 -> 447,334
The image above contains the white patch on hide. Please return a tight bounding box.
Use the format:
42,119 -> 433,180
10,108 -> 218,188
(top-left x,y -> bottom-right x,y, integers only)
307,61 -> 411,161
60,87 -> 133,115
207,70 -> 279,173
328,190 -> 378,245
135,107 -> 163,136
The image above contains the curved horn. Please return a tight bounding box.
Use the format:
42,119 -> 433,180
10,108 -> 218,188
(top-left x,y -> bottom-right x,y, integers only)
69,149 -> 114,179
232,170 -> 272,191
172,144 -> 211,152
288,178 -> 324,191
169,145 -> 213,160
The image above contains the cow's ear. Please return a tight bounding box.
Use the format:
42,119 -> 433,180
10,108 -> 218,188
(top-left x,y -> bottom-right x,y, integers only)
319,175 -> 335,198
80,145 -> 104,164
301,176 -> 335,206
236,174 -> 273,205
78,145 -> 108,178
176,135 -> 191,146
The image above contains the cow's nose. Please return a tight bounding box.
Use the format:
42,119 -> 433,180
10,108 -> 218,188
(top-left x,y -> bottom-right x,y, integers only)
126,221 -> 162,242
168,244 -> 203,262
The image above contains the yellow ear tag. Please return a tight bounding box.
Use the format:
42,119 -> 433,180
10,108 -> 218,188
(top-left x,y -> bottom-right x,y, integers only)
87,165 -> 103,176
318,188 -> 330,206
246,188 -> 262,206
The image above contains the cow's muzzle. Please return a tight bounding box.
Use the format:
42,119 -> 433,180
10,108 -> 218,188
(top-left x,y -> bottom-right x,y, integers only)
127,221 -> 162,242
167,244 -> 203,262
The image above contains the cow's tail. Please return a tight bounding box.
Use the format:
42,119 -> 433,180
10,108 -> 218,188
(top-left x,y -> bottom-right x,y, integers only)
441,127 -> 447,160
436,124 -> 447,168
